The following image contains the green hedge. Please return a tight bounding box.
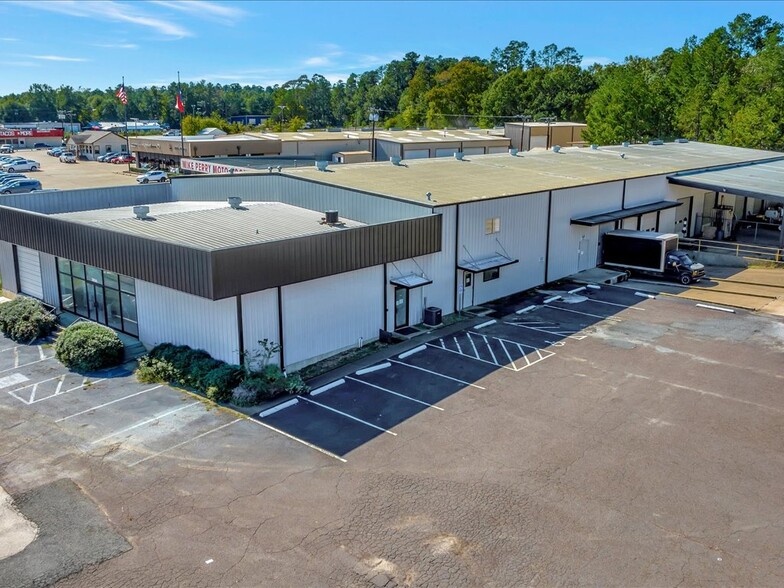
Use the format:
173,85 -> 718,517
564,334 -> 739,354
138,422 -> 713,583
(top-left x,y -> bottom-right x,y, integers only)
55,322 -> 124,372
0,297 -> 57,343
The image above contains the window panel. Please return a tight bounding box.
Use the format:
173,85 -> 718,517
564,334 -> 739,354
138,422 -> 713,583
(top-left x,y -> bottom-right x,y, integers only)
57,258 -> 70,274
86,266 -> 103,285
59,275 -> 74,311
121,292 -> 138,335
119,275 -> 135,294
72,278 -> 88,314
71,262 -> 86,279
103,271 -> 119,290
105,288 -> 123,330
482,268 -> 500,282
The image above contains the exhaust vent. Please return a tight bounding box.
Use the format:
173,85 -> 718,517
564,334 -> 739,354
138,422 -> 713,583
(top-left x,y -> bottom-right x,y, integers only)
390,156 -> 402,165
454,152 -> 464,161
675,138 -> 689,144
325,210 -> 339,224
648,139 -> 664,146
509,148 -> 518,156
591,144 -> 599,150
552,145 -> 561,153
133,205 -> 150,220
622,141 -> 630,147
228,196 -> 243,209
315,160 -> 329,171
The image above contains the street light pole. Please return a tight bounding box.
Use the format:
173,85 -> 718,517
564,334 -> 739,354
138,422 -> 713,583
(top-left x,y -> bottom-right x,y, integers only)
369,107 -> 379,161
539,116 -> 556,150
278,105 -> 286,132
518,114 -> 532,151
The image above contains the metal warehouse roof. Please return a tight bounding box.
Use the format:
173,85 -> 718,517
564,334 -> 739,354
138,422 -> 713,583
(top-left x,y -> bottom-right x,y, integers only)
286,142 -> 784,206
54,201 -> 365,250
668,159 -> 784,204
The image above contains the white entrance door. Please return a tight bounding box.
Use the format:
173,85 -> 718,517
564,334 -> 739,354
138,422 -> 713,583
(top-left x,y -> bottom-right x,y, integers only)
17,246 -> 43,299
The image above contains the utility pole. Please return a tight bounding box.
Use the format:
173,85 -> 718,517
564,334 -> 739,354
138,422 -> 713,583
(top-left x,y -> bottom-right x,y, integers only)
539,116 -> 556,150
369,107 -> 379,161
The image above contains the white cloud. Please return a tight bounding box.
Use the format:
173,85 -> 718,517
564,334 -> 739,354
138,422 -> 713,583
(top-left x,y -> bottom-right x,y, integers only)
92,42 -> 139,50
26,54 -> 90,62
14,1 -> 191,39
581,56 -> 613,67
0,38 -> 18,42
303,56 -> 331,67
150,0 -> 245,21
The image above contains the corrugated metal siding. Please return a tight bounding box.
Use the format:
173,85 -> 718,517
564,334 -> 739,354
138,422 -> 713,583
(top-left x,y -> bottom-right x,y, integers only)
640,212 -> 658,231
210,214 -> 442,299
241,289 -> 280,367
385,207 -> 457,327
171,174 -> 430,224
550,182 -> 624,281
39,252 -> 59,306
660,208 -> 678,233
624,175 -> 669,207
17,246 -> 43,299
136,280 -> 239,364
282,266 -> 382,369
0,240 -> 17,293
0,208 -> 214,298
458,193 -> 549,305
0,183 -> 171,214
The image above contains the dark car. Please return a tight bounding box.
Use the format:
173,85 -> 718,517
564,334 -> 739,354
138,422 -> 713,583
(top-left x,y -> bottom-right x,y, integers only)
33,142 -> 48,149
0,179 -> 41,194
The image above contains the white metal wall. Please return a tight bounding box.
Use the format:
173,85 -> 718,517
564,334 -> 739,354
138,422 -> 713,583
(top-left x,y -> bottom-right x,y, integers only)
0,241 -> 17,293
281,266 -> 382,370
458,193 -> 549,306
17,246 -> 43,299
38,252 -> 59,306
404,149 -> 429,160
488,146 -> 508,154
549,182 -> 624,281
385,207 -> 457,328
640,212 -> 658,231
136,280 -> 239,364
241,288 -> 280,367
462,147 -> 485,156
624,175 -> 669,207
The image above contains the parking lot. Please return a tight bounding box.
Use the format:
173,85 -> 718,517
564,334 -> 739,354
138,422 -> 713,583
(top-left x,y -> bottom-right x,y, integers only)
2,282 -> 784,587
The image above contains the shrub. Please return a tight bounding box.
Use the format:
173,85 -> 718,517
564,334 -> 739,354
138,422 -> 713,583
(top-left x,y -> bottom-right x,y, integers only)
0,296 -> 57,343
55,322 -> 123,372
201,364 -> 243,398
230,385 -> 258,407
236,374 -> 277,402
281,373 -> 309,396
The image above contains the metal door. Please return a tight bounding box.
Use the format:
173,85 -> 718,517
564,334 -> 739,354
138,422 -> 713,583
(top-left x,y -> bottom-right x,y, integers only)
578,237 -> 590,271
86,282 -> 106,324
394,287 -> 408,329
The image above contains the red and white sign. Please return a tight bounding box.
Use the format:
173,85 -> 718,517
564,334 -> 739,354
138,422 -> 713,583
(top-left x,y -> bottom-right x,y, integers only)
0,129 -> 64,138
181,158 -> 252,174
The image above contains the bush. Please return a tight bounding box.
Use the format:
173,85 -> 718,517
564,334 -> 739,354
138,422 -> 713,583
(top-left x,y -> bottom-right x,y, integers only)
230,385 -> 258,407
0,296 -> 57,343
231,370 -> 309,406
55,322 -> 123,372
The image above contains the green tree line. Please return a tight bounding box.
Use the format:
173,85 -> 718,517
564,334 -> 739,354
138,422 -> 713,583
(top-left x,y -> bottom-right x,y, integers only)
2,13 -> 782,149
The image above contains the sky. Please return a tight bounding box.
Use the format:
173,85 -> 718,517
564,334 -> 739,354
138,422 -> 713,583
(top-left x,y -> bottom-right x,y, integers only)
1,1 -> 784,95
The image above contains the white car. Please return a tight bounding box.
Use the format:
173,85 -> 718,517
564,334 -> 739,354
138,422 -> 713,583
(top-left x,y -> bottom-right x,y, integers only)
59,152 -> 76,163
136,170 -> 169,183
1,159 -> 39,172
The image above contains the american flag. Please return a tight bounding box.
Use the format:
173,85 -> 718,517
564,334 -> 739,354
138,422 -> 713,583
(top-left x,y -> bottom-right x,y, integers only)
116,84 -> 128,105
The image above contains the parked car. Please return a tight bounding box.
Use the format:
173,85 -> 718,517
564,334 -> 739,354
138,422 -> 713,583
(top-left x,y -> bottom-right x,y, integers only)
111,154 -> 135,164
0,145 -> 14,154
98,151 -> 124,162
59,151 -> 77,163
32,142 -> 48,149
0,155 -> 24,163
47,147 -> 66,156
1,159 -> 39,172
136,170 -> 169,183
0,179 -> 41,194
0,174 -> 28,186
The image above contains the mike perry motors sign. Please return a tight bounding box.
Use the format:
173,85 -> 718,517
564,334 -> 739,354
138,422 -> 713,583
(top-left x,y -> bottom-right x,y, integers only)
0,129 -> 64,138
181,158 -> 252,174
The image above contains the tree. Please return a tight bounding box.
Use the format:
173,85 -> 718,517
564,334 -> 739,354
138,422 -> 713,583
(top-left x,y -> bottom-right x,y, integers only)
490,40 -> 529,74
425,59 -> 494,127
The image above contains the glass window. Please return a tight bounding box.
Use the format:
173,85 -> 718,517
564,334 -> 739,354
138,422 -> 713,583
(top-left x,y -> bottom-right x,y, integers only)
71,262 -> 86,279
72,278 -> 88,314
483,267 -> 500,282
59,275 -> 74,311
86,266 -> 103,285
484,217 -> 501,235
121,292 -> 138,335
104,288 -> 123,330
57,258 -> 70,274
103,271 -> 119,290
119,275 -> 135,295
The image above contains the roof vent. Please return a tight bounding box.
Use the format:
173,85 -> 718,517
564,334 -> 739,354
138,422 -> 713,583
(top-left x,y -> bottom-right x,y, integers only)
425,192 -> 432,201
622,141 -> 630,147
591,144 -> 599,150
133,205 -> 150,220
648,139 -> 664,146
390,156 -> 402,166
228,196 -> 243,209
325,210 -> 339,224
675,138 -> 689,144
454,152 -> 464,161
509,148 -> 518,156
552,145 -> 561,153
315,160 -> 329,171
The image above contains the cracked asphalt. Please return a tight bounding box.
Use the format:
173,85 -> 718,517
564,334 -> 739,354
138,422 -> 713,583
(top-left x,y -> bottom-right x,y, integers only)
1,288 -> 783,587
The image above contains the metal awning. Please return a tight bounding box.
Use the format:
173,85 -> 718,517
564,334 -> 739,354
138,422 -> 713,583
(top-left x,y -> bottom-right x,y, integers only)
389,273 -> 433,289
667,159 -> 784,204
571,200 -> 682,226
457,253 -> 518,273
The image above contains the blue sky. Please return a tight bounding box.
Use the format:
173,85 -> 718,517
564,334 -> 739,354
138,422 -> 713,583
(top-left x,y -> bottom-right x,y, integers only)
1,1 -> 783,94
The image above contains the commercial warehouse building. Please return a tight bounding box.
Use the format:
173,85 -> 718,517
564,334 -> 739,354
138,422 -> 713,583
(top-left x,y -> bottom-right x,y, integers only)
1,141 -> 780,371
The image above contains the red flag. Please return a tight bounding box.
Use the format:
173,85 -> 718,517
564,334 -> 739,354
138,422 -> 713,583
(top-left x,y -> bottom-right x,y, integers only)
116,85 -> 128,105
175,90 -> 185,113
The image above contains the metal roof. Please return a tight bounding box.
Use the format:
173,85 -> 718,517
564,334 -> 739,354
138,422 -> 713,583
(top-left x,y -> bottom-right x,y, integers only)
668,159 -> 784,204
571,200 -> 682,226
53,201 -> 365,251
286,142 -> 784,207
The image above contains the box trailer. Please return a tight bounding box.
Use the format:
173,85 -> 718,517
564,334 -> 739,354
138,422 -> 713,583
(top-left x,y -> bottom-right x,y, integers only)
603,230 -> 705,285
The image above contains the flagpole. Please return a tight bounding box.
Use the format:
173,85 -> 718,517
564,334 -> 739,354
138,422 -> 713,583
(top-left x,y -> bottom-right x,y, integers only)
123,76 -> 131,172
178,71 -> 185,172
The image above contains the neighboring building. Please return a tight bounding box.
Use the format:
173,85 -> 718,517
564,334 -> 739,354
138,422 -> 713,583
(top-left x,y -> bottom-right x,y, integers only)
332,151 -> 372,164
0,128 -> 64,149
373,128 -> 511,160
2,141 -> 780,371
505,121 -> 587,151
67,131 -> 128,160
230,114 -> 270,126
197,127 -> 227,137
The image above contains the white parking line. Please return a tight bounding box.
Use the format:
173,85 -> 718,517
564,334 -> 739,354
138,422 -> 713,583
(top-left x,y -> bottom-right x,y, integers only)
345,375 -> 445,411
585,298 -> 645,310
477,333 -> 499,364
0,345 -> 18,353
504,320 -> 587,340
38,346 -> 45,361
128,418 -> 242,467
389,358 -> 485,389
247,417 -> 347,463
90,402 -> 201,445
0,355 -> 55,375
542,304 -> 618,321
299,396 -> 397,436
56,385 -> 163,422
